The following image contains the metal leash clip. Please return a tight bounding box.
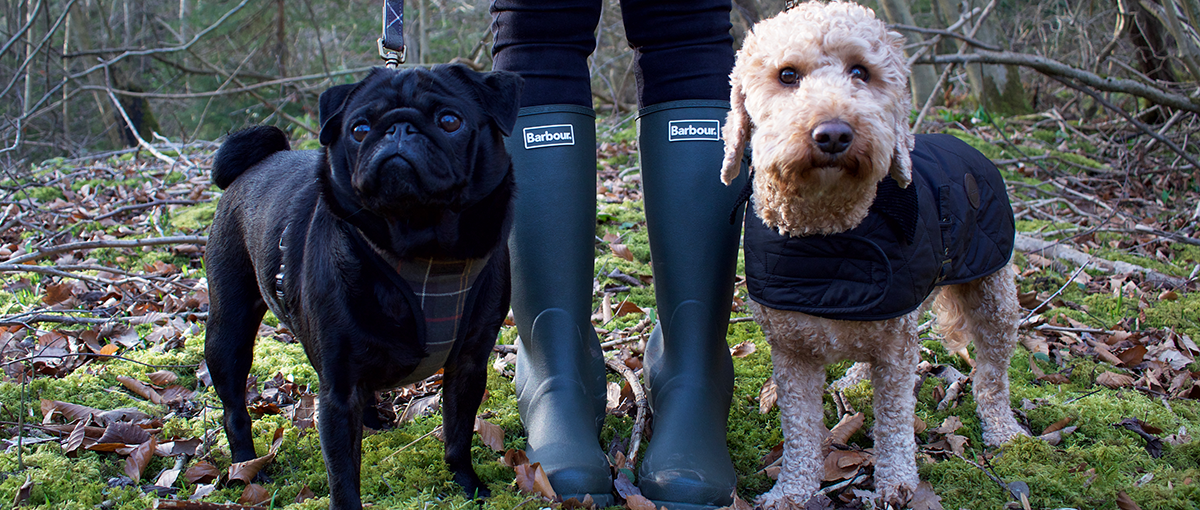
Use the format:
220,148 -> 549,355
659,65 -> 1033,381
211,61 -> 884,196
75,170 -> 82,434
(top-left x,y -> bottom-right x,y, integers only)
378,0 -> 406,68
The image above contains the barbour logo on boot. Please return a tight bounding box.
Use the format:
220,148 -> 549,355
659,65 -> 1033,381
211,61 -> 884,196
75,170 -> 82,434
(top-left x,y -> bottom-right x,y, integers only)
523,124 -> 575,149
668,120 -> 720,142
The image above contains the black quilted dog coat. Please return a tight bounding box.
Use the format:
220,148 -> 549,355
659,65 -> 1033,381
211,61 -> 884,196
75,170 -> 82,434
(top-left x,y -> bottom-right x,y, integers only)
743,133 -> 1014,321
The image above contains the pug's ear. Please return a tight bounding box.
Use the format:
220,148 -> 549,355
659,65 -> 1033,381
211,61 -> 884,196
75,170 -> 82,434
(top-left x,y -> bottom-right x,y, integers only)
440,64 -> 524,137
318,82 -> 360,146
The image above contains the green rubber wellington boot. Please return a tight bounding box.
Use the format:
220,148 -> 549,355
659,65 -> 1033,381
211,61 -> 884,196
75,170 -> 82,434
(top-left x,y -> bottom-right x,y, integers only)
635,100 -> 748,510
505,105 -> 614,506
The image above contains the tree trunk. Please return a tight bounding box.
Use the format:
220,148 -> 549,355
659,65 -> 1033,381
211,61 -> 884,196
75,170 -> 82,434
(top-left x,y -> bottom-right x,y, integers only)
936,0 -> 1032,116
876,0 -> 943,108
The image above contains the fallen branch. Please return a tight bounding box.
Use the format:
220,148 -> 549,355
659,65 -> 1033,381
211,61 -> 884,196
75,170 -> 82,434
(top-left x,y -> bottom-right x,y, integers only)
604,356 -> 647,466
3,235 -> 207,266
916,50 -> 1200,115
1015,233 -> 1186,288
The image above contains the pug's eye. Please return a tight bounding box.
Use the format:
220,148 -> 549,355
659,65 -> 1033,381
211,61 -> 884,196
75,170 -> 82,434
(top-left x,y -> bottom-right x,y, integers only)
351,122 -> 370,142
779,67 -> 800,85
849,65 -> 870,82
438,113 -> 462,133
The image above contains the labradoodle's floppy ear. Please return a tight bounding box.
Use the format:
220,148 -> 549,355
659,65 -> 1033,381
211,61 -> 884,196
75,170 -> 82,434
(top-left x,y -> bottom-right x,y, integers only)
721,70 -> 752,185
886,30 -> 914,188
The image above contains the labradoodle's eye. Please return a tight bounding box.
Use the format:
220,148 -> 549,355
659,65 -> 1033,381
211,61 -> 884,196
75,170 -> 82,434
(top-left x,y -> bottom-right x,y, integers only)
438,113 -> 462,132
351,122 -> 370,142
849,65 -> 870,82
779,68 -> 800,85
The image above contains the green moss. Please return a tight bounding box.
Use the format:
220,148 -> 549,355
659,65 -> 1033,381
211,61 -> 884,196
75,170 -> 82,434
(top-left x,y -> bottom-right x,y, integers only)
168,201 -> 219,232
22,186 -> 64,203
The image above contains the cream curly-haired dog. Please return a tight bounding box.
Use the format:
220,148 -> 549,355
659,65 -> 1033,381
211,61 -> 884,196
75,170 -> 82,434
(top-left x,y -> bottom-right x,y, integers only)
720,2 -> 1027,507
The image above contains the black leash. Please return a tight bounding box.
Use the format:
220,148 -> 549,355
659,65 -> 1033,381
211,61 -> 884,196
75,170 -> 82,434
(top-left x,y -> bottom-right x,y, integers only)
379,0 -> 406,67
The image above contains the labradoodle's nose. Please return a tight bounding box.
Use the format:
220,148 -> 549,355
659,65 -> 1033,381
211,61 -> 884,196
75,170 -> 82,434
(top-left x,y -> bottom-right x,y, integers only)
812,121 -> 854,154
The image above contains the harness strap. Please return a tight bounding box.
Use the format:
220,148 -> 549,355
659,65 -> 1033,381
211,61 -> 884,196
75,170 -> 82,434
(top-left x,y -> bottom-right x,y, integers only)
379,0 -> 406,67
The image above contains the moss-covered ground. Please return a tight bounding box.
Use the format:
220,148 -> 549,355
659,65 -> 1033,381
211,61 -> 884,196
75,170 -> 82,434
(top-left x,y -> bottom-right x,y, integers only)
2,114 -> 1200,510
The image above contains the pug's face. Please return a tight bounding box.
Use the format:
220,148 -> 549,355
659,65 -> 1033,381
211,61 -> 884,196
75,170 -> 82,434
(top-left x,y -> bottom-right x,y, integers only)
318,65 -> 522,222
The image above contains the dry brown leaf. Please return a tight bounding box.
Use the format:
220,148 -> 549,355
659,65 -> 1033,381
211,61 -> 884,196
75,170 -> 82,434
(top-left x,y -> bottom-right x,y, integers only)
157,438 -> 202,457
292,393 -> 316,429
95,422 -> 151,446
823,450 -> 870,481
1041,416 -> 1074,435
185,460 -> 221,484
123,436 -> 157,482
98,343 -> 119,356
40,399 -> 99,425
826,412 -> 865,447
1115,490 -> 1144,510
758,441 -> 784,471
295,484 -> 316,503
228,427 -> 284,484
1019,333 -> 1050,355
758,376 -> 778,414
1038,425 -> 1078,445
944,434 -> 969,456
610,243 -> 634,261
1118,345 -> 1148,367
1090,341 -> 1125,366
42,282 -> 74,305
474,417 -> 505,452
148,370 -> 180,386
1027,353 -> 1046,379
930,416 -> 963,435
514,461 -> 557,500
626,494 -> 658,510
729,340 -> 757,358
730,492 -> 756,510
502,448 -> 529,468
156,467 -> 182,488
614,300 -> 644,317
238,484 -> 272,506
1097,371 -> 1135,389
12,474 -> 33,507
117,375 -> 162,404
63,418 -> 90,457
910,481 -> 945,510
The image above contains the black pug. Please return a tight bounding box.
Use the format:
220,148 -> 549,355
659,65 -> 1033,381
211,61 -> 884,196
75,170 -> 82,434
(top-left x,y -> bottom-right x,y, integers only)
205,64 -> 521,509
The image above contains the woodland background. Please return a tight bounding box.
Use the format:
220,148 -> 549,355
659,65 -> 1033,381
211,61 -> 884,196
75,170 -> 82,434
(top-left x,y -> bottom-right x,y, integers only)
2,0 -> 1200,509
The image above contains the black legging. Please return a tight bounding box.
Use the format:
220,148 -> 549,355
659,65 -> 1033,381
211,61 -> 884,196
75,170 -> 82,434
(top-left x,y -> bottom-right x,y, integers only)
490,0 -> 735,108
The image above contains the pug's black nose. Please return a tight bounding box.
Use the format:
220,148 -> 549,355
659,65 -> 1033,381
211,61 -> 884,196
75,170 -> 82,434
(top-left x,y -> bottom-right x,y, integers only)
387,123 -> 420,141
812,121 -> 854,154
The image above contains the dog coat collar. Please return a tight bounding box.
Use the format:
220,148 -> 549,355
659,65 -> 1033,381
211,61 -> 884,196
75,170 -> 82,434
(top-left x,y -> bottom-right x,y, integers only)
743,134 -> 1015,321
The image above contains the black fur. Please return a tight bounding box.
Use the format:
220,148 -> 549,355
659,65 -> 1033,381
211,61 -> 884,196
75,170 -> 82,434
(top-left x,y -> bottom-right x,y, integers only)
211,125 -> 290,190
204,64 -> 522,510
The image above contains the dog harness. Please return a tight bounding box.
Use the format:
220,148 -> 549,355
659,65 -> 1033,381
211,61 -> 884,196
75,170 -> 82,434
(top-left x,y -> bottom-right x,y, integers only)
743,134 -> 1014,321
269,226 -> 489,385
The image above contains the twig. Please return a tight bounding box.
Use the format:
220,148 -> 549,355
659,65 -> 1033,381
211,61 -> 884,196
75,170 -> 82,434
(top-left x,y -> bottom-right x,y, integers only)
605,356 -> 647,466
2,235 -> 207,265
1048,75 -> 1200,172
0,351 -> 200,369
106,87 -> 179,167
889,24 -> 1001,51
1020,262 -> 1090,325
91,199 -> 201,221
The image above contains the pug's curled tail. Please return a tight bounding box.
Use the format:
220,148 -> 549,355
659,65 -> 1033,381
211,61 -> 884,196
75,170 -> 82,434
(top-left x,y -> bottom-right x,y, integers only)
212,125 -> 290,189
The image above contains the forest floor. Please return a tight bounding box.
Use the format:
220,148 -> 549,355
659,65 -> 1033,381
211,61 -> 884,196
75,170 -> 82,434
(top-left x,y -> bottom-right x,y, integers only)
1,109 -> 1200,510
